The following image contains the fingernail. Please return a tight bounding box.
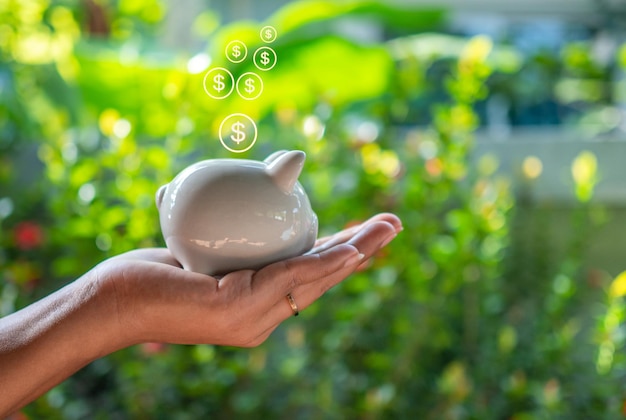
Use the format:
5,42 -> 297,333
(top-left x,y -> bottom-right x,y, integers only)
344,251 -> 365,267
381,232 -> 397,248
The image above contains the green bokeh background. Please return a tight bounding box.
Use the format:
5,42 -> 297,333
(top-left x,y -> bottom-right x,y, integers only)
2,0 -> 626,418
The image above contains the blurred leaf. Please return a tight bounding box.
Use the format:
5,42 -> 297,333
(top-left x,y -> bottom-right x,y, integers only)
388,33 -> 523,73
273,0 -> 444,33
609,271 -> 626,298
2,0 -> 623,418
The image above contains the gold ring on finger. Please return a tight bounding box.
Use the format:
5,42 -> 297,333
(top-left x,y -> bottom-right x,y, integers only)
286,293 -> 299,317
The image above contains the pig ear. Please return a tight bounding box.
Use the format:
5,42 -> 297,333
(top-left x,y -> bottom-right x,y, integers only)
155,184 -> 168,210
263,150 -> 288,164
266,150 -> 306,193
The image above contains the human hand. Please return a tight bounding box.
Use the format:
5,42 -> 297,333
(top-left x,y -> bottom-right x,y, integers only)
98,213 -> 402,348
0,213 -> 401,415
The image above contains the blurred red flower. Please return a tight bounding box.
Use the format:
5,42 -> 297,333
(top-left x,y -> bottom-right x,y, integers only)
141,342 -> 168,355
14,221 -> 44,250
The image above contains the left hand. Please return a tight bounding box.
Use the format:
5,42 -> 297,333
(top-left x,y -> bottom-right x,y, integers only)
98,213 -> 402,348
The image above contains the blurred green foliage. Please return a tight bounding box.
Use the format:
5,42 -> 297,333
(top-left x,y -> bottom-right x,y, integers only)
1,0 -> 626,418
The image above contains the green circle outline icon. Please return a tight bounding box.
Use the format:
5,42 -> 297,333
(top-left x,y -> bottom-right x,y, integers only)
253,47 -> 277,71
203,67 -> 234,100
236,72 -> 264,101
218,113 -> 258,153
260,26 -> 277,43
225,40 -> 248,64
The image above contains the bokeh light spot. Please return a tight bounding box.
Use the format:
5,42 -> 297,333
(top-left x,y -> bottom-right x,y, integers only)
187,52 -> 211,74
95,233 -> 112,251
522,155 -> 543,180
78,183 -> 96,204
113,119 -> 132,139
302,115 -> 325,141
99,109 -> 120,136
572,150 -> 597,186
0,197 -> 14,219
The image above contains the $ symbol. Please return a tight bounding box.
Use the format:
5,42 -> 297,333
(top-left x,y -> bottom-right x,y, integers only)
245,78 -> 255,94
232,45 -> 241,58
231,121 -> 246,144
213,74 -> 225,92
261,51 -> 270,66
265,29 -> 273,40
219,113 -> 257,152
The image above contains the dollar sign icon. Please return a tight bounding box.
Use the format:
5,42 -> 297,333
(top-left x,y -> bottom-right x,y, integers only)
236,72 -> 263,100
219,113 -> 258,153
245,78 -> 255,94
253,47 -> 276,71
261,51 -> 270,66
230,121 -> 246,144
260,25 -> 277,43
213,74 -> 225,92
246,79 -> 256,93
226,40 -> 247,63
203,67 -> 234,99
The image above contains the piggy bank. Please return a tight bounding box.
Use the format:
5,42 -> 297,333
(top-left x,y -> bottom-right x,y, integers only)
156,150 -> 318,276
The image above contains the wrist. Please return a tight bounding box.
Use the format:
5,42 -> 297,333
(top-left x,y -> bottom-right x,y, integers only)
0,265 -> 133,415
90,261 -> 143,350
46,267 -> 133,363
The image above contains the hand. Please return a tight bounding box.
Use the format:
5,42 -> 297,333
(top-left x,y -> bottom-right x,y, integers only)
100,213 -> 402,348
0,213 -> 401,415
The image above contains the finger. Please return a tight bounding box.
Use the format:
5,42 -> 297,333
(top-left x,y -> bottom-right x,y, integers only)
355,258 -> 373,272
345,220 -> 396,264
312,223 -> 361,248
310,213 -> 402,253
315,214 -> 388,247
267,220 -> 398,323
251,243 -> 362,297
227,221 -> 399,342
229,243 -> 360,333
367,212 -> 403,233
238,261 -> 358,346
309,226 -> 360,253
214,242 -> 362,332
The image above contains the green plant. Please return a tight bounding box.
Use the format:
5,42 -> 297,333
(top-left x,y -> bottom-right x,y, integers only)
2,1 -> 626,418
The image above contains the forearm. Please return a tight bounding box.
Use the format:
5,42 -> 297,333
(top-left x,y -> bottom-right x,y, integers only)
0,268 -> 126,416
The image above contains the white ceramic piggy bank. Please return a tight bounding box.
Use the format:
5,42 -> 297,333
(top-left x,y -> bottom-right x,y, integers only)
156,150 -> 318,276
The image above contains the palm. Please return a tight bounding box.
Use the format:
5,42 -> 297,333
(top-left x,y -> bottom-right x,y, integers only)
103,213 -> 401,346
